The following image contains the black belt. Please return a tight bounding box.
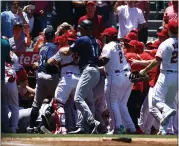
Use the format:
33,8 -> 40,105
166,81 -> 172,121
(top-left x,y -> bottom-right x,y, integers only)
106,70 -> 122,76
89,64 -> 98,67
66,72 -> 80,75
124,68 -> 130,72
166,70 -> 177,73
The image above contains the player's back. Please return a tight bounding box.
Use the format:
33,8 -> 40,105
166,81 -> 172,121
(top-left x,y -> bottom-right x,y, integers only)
60,55 -> 80,75
104,41 -> 124,74
158,38 -> 178,71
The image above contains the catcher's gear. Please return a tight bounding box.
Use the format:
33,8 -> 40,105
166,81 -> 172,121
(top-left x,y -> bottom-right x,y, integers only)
129,71 -> 149,83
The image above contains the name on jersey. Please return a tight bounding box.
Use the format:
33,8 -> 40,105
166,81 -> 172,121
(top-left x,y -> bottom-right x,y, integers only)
16,52 -> 39,66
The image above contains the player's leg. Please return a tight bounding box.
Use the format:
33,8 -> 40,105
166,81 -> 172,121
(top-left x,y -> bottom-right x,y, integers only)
7,82 -> 19,133
120,76 -> 136,133
152,73 -> 177,134
1,81 -> 10,133
72,67 -> 100,133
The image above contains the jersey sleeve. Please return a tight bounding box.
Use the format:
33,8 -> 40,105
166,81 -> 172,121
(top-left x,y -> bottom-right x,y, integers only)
70,38 -> 82,53
155,42 -> 166,61
101,44 -> 111,59
138,8 -> 146,24
117,5 -> 124,16
52,51 -> 64,62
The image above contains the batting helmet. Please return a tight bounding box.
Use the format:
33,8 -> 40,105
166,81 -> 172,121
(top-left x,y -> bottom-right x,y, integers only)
78,20 -> 92,30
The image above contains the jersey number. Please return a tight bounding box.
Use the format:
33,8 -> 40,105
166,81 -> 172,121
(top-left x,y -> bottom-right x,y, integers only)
171,51 -> 178,63
119,52 -> 123,63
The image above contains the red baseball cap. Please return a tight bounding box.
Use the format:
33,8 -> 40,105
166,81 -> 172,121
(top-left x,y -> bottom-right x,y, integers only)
130,28 -> 139,34
165,20 -> 178,34
157,29 -> 168,37
128,40 -> 144,53
101,27 -> 118,37
86,1 -> 96,6
150,40 -> 161,48
123,32 -> 138,41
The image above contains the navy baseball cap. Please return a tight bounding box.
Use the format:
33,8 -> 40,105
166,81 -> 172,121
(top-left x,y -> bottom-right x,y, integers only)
44,27 -> 55,39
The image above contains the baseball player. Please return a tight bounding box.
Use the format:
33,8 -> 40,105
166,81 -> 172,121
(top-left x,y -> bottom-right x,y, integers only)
99,27 -> 133,134
27,27 -> 59,133
47,30 -> 80,134
139,20 -> 178,135
59,20 -> 100,134
4,51 -> 20,133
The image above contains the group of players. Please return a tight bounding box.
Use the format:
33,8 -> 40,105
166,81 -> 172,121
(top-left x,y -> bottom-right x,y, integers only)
3,18 -> 178,135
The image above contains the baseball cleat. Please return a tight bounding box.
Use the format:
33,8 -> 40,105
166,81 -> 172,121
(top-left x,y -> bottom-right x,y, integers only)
160,109 -> 176,125
26,127 -> 34,133
68,127 -> 85,134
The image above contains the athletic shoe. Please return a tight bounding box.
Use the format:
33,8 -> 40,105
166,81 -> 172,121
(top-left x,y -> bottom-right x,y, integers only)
68,127 -> 85,134
135,128 -> 145,134
126,128 -> 136,134
90,121 -> 100,134
114,125 -> 126,134
160,109 -> 176,125
157,130 -> 167,135
26,127 -> 34,133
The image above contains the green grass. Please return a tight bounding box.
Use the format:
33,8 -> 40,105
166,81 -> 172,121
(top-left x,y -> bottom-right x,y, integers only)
1,133 -> 177,139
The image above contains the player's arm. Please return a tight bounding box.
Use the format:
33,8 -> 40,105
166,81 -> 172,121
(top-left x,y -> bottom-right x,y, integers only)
140,58 -> 161,75
47,51 -> 63,66
130,58 -> 154,66
26,85 -> 35,95
98,56 -> 109,67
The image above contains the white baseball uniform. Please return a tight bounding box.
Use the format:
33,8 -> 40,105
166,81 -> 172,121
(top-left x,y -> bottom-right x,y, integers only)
52,52 -> 80,132
4,52 -> 19,133
152,38 -> 178,127
101,41 -> 133,132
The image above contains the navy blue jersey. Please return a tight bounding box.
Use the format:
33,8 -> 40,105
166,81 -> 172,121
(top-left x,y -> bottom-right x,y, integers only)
70,35 -> 99,70
38,42 -> 59,74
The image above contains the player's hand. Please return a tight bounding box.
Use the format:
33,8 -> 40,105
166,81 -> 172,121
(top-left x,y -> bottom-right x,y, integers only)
129,58 -> 140,65
39,10 -> 44,15
139,69 -> 147,76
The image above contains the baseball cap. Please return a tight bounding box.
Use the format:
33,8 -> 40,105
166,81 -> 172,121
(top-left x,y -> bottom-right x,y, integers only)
165,20 -> 178,34
86,1 -> 96,6
13,22 -> 23,29
150,40 -> 161,48
130,29 -> 138,34
101,27 -> 118,37
78,20 -> 92,30
123,32 -> 138,41
128,40 -> 144,53
157,29 -> 168,37
44,27 -> 55,39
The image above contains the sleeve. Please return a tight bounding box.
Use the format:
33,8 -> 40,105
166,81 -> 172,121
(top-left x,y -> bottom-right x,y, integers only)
69,38 -> 81,53
1,12 -> 5,33
101,44 -> 111,59
155,43 -> 165,61
138,9 -> 146,24
117,6 -> 123,16
51,51 -> 64,62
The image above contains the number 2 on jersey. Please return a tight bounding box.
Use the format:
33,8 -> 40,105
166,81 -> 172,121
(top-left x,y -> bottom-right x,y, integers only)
119,51 -> 123,63
171,51 -> 178,63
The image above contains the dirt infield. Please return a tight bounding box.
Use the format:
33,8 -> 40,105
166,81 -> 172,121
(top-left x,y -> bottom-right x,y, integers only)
1,137 -> 178,146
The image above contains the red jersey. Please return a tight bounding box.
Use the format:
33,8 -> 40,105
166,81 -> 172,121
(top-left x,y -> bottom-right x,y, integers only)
78,15 -> 104,39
